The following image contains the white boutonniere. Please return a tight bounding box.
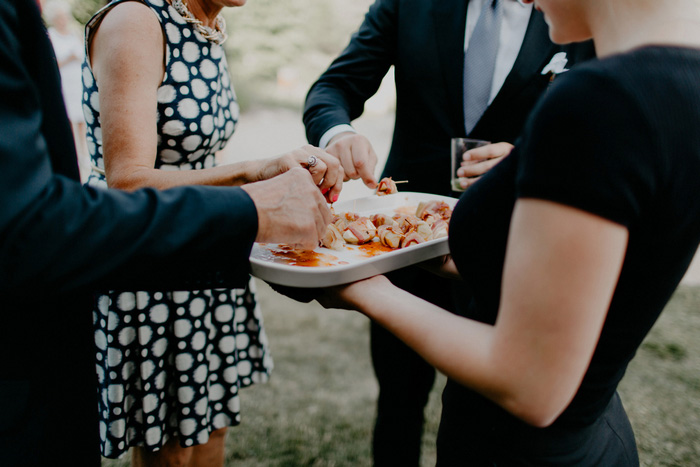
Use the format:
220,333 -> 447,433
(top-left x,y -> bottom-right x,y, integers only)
542,52 -> 569,83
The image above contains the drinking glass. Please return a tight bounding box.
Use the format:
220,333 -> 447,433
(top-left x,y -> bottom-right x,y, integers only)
451,138 -> 490,192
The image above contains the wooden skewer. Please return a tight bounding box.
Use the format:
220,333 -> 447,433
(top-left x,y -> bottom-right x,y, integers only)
393,180 -> 409,184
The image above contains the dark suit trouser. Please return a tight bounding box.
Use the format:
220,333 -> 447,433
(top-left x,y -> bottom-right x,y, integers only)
0,295 -> 101,467
370,322 -> 436,466
371,267 -> 460,466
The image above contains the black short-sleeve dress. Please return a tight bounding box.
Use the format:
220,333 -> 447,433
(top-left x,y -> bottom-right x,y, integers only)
441,46 -> 700,465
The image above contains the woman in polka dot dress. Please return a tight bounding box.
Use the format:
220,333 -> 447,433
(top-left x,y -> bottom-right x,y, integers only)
82,0 -> 343,464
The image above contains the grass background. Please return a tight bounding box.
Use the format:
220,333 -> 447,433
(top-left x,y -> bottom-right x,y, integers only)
102,281 -> 700,466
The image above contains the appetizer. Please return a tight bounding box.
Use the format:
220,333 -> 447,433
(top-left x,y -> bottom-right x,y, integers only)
376,177 -> 398,196
320,199 -> 453,251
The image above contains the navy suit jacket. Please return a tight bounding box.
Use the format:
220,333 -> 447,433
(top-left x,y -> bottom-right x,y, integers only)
0,1 -> 257,463
304,0 -> 596,196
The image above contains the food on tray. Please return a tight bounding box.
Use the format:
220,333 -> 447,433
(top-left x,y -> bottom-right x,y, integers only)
402,231 -> 426,248
417,199 -> 453,222
377,225 -> 404,249
369,212 -> 396,227
342,217 -> 378,245
430,218 -> 449,239
321,199 -> 452,251
250,193 -> 458,286
320,223 -> 345,251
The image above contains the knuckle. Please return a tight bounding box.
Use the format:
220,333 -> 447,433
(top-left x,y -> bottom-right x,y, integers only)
281,154 -> 296,167
324,153 -> 339,167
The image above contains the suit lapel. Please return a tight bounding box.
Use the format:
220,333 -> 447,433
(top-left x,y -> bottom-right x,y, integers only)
488,9 -> 556,109
432,0 -> 469,133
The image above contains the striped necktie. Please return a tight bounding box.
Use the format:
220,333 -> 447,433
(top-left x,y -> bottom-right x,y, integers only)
463,0 -> 503,134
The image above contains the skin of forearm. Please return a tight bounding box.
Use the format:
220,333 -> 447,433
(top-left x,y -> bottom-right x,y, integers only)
345,279 -> 576,427
346,281 -> 502,403
337,195 -> 626,428
106,159 -> 264,191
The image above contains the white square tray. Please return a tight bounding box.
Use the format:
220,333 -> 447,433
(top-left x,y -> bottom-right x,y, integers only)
249,192 -> 458,288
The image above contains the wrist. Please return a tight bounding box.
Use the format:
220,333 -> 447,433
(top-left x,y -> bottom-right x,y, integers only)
319,124 -> 356,149
249,160 -> 267,183
226,160 -> 261,185
328,131 -> 356,147
345,277 -> 392,315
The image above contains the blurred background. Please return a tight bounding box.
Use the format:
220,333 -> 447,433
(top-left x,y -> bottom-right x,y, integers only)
59,0 -> 398,200
44,1 -> 700,465
68,0 -> 389,114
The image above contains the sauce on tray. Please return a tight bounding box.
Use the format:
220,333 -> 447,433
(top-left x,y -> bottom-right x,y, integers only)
357,241 -> 395,257
261,245 -> 340,267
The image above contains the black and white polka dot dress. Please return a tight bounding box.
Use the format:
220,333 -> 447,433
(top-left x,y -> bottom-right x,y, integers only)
82,0 -> 272,458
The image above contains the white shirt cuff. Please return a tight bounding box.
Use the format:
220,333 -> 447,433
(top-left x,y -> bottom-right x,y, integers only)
319,124 -> 356,149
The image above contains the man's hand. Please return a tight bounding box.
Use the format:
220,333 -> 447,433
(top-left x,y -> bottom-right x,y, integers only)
326,132 -> 379,189
241,167 -> 332,250
456,142 -> 514,189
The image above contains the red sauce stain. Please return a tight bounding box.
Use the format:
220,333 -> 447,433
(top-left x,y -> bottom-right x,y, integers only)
265,245 -> 339,267
357,241 -> 395,257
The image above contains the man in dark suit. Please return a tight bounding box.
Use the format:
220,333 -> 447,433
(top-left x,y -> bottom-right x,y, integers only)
303,0 -> 595,464
0,1 -> 331,465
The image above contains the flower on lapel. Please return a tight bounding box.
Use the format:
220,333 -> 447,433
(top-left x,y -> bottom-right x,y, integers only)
541,52 -> 569,83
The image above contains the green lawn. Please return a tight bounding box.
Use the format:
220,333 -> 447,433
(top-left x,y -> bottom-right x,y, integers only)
103,282 -> 700,466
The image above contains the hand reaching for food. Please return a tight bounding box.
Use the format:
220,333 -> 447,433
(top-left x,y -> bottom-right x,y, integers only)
242,167 -> 332,250
325,132 -> 379,189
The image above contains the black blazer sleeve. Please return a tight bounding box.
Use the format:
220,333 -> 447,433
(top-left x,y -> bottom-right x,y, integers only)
0,0 -> 258,296
303,0 -> 398,146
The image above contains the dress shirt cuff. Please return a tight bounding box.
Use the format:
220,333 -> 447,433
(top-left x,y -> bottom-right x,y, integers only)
319,124 -> 356,149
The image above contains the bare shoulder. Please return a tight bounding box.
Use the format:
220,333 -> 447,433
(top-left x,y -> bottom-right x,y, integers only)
90,1 -> 165,83
92,1 -> 163,52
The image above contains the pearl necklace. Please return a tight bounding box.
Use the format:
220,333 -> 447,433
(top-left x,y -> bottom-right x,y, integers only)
170,0 -> 227,45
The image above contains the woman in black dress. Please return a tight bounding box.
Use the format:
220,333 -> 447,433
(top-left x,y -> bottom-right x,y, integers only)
314,0 -> 700,464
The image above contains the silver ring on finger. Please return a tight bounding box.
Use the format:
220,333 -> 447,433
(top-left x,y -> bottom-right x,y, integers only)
306,155 -> 318,168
